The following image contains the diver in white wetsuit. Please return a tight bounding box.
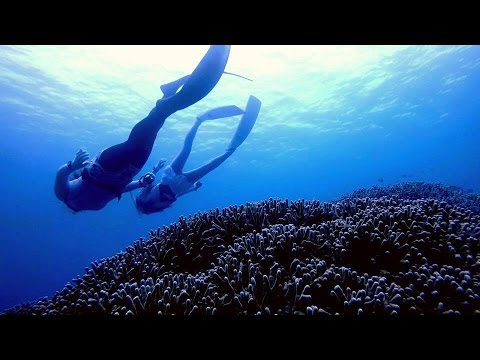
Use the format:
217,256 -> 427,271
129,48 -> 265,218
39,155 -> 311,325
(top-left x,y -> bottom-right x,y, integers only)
134,95 -> 262,214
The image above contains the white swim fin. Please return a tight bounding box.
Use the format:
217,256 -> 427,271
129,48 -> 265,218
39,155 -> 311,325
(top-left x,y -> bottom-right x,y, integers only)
197,105 -> 245,122
227,95 -> 261,151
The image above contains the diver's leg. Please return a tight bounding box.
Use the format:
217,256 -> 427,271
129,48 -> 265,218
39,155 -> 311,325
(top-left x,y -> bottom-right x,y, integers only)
171,100 -> 246,175
170,120 -> 202,174
97,45 -> 230,172
183,149 -> 234,183
97,106 -> 167,171
183,96 -> 261,183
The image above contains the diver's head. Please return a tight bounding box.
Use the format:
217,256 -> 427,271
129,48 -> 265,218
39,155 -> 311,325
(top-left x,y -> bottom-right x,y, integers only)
135,184 -> 176,214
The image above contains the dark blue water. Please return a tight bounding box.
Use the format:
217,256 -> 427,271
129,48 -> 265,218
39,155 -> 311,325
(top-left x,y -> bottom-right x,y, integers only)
0,45 -> 479,311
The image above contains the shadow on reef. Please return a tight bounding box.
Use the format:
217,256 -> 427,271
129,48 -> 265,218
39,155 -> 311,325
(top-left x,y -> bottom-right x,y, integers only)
3,182 -> 480,315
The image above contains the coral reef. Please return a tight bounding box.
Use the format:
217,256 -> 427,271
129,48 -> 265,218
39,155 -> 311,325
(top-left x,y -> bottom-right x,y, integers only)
3,182 -> 480,315
339,182 -> 480,215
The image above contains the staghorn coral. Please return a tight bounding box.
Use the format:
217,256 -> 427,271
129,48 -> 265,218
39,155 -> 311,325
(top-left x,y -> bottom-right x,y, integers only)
339,182 -> 480,216
3,182 -> 480,315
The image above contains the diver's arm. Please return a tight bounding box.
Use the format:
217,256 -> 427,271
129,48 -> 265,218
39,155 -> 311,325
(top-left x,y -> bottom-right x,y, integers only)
122,172 -> 156,193
54,149 -> 90,201
54,164 -> 74,201
183,181 -> 203,196
122,180 -> 144,193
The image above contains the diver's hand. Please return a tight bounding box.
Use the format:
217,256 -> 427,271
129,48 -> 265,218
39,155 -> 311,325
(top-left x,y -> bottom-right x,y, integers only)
194,181 -> 202,190
139,172 -> 156,187
153,159 -> 166,174
70,149 -> 90,170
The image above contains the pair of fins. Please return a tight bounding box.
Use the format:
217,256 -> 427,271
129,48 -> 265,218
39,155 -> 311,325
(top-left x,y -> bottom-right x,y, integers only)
159,45 -> 251,107
150,95 -> 261,174
160,45 -> 260,151
160,45 -> 230,112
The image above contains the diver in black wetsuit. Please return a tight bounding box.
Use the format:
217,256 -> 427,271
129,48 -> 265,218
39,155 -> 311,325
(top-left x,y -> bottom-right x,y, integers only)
54,46 -> 231,212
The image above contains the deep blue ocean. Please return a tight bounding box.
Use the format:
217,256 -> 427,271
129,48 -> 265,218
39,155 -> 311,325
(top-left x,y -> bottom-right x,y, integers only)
0,45 -> 479,312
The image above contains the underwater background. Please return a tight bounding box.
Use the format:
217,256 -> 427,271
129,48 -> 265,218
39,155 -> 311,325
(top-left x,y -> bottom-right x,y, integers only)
0,45 -> 479,312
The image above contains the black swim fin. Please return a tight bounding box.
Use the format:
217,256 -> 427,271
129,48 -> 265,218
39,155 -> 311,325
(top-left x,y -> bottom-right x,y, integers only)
160,74 -> 191,98
160,70 -> 252,98
160,45 -> 230,112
